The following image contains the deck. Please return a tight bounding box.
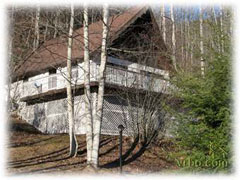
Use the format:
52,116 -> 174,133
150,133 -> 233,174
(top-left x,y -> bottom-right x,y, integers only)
18,60 -> 170,100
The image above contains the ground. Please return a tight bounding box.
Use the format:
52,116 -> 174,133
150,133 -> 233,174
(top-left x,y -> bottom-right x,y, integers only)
6,113 -> 178,175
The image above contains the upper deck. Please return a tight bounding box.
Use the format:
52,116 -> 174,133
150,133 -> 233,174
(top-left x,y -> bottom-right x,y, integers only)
11,57 -> 170,102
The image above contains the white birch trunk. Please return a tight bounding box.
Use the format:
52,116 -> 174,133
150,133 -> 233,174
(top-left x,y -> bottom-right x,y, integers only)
44,14 -> 48,41
180,12 -> 184,64
190,10 -> 193,70
211,6 -> 221,52
91,4 -> 109,168
33,5 -> 40,50
170,5 -> 177,70
186,10 -> 190,66
212,7 -> 218,26
161,5 -> 166,43
8,6 -> 14,112
199,6 -> 205,76
220,6 -> 224,53
83,5 -> 94,165
67,4 -> 78,157
54,10 -> 59,38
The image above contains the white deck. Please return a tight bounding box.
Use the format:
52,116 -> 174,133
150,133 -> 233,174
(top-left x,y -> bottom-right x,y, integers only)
11,57 -> 170,100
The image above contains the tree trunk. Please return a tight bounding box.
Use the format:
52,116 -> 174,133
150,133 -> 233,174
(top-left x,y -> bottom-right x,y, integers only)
33,5 -> 40,50
54,10 -> 59,38
199,6 -> 205,76
170,5 -> 177,70
212,7 -> 218,26
185,9 -> 190,68
67,4 -> 78,157
83,5 -> 94,165
8,6 -> 14,112
180,9 -> 184,66
161,5 -> 166,44
44,11 -> 48,41
91,3 -> 109,168
220,6 -> 224,53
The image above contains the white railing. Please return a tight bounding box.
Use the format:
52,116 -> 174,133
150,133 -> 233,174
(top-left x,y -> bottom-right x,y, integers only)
20,62 -> 169,98
105,65 -> 169,93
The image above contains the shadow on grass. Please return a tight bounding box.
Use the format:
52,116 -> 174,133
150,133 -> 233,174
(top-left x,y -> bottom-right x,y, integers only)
8,146 -> 69,165
100,133 -> 161,169
19,159 -> 87,174
77,136 -> 114,157
9,136 -> 115,171
9,151 -> 71,169
9,137 -> 55,148
14,137 -> 115,174
99,143 -> 119,157
100,136 -> 142,168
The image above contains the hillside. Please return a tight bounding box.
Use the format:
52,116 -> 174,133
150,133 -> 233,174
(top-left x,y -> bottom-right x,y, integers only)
7,113 -> 177,174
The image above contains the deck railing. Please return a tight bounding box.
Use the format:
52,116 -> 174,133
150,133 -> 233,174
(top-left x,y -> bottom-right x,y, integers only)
20,63 -> 169,98
105,65 -> 169,92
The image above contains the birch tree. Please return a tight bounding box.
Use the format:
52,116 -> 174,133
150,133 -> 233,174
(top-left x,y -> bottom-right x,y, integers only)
212,7 -> 218,26
199,6 -> 205,76
91,3 -> 109,168
33,5 -> 40,50
7,6 -> 14,111
67,4 -> 78,157
161,5 -> 166,44
54,10 -> 60,38
83,5 -> 94,165
219,5 -> 224,53
170,5 -> 177,70
43,11 -> 49,41
185,9 -> 190,65
180,8 -> 184,64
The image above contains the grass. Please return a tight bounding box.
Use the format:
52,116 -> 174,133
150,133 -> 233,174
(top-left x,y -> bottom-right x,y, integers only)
7,112 -> 178,175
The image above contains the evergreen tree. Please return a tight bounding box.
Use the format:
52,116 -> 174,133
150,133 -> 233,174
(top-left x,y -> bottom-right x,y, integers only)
168,25 -> 232,173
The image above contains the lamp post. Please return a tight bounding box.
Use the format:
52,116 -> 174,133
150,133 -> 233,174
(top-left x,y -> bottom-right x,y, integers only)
118,124 -> 124,174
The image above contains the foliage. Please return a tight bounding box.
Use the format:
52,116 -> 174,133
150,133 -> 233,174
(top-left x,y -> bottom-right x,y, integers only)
167,37 -> 232,173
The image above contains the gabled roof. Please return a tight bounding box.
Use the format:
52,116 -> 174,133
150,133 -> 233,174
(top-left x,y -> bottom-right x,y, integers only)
14,6 -> 169,81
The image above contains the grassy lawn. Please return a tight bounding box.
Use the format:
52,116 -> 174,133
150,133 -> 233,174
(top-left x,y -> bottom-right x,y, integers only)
7,113 -> 178,175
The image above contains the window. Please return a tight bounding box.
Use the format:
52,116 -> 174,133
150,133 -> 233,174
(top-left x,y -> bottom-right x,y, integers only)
48,76 -> 57,89
48,68 -> 57,89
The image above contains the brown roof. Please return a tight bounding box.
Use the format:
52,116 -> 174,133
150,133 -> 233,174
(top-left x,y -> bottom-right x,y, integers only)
14,6 -> 169,81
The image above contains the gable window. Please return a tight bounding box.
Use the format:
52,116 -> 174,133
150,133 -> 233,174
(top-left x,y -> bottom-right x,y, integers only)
48,69 -> 57,89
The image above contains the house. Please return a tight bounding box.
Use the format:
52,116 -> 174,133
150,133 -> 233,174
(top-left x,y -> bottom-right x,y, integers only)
10,6 -> 172,135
